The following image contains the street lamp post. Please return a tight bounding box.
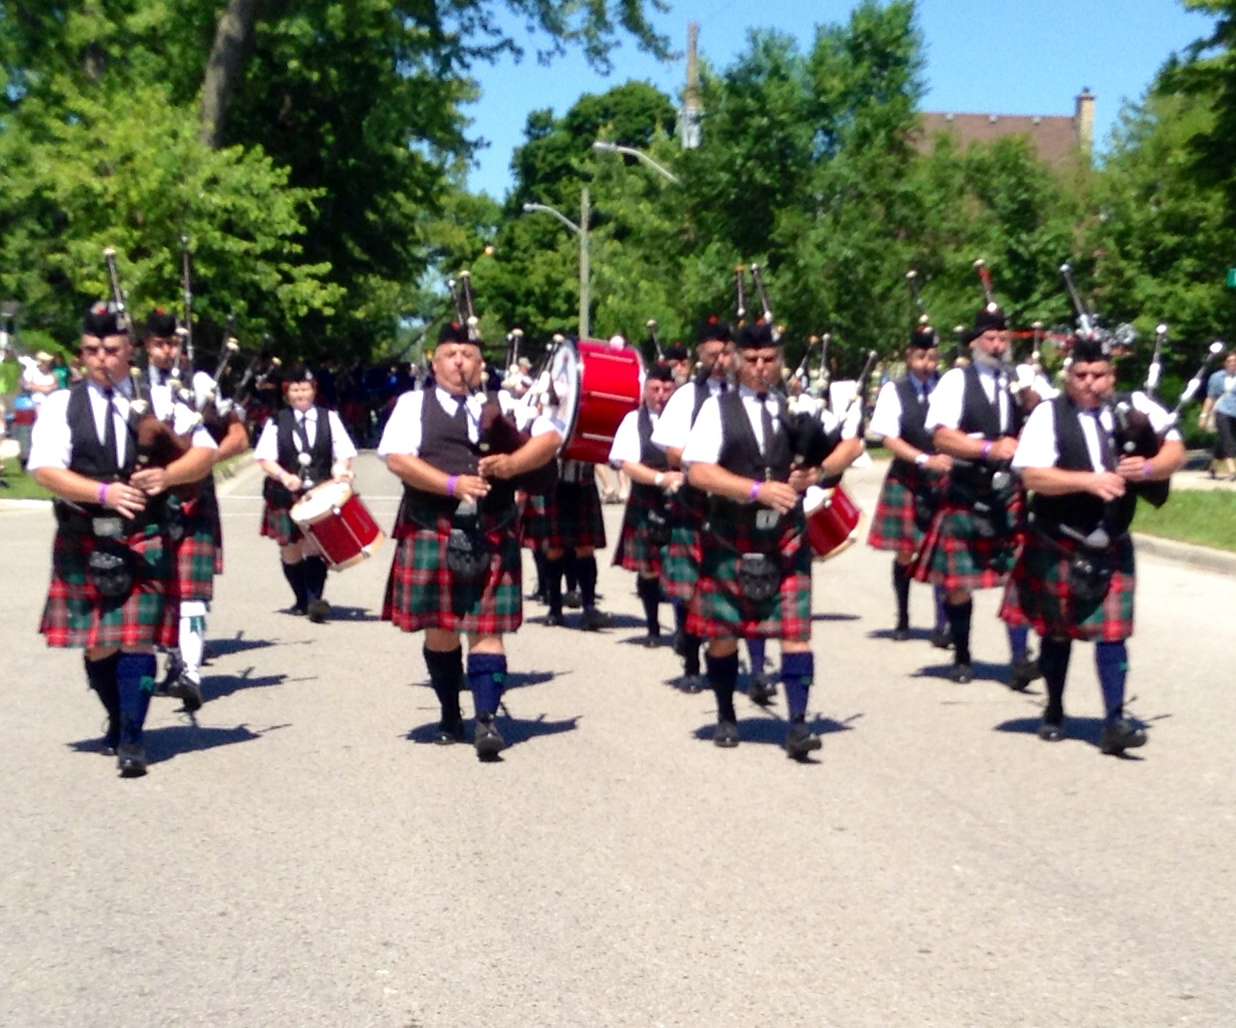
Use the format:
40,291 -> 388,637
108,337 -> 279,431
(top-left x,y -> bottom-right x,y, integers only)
591,141 -> 681,185
522,188 -> 591,339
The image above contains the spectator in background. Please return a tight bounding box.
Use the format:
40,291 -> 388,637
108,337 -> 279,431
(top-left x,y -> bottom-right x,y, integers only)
1201,349 -> 1236,481
21,350 -> 59,408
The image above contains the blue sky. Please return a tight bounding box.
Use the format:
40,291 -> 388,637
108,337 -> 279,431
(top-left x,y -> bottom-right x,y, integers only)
462,0 -> 1216,199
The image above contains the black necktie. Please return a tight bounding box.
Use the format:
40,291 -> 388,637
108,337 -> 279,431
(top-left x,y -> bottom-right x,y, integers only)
296,412 -> 312,452
102,387 -> 119,472
756,392 -> 775,462
1090,410 -> 1115,471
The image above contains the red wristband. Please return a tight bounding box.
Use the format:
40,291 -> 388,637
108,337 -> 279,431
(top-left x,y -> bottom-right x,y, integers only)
446,475 -> 459,498
98,483 -> 109,507
748,481 -> 762,502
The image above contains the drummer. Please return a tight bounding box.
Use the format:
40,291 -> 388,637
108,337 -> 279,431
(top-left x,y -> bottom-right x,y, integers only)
254,366 -> 357,622
378,322 -> 562,758
607,363 -> 682,645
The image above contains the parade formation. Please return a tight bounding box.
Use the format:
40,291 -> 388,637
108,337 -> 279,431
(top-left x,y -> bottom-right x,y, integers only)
15,247 -> 1218,778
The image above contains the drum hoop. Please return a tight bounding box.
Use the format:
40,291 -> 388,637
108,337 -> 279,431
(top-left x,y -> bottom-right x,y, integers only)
548,339 -> 583,454
292,478 -> 353,523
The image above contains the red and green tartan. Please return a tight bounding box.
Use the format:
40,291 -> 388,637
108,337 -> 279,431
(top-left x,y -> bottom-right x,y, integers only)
39,524 -> 180,649
534,479 -> 606,552
912,493 -> 1024,592
520,492 -> 548,551
260,499 -> 302,546
612,486 -> 669,575
170,495 -> 217,602
201,477 -> 225,574
1000,532 -> 1135,642
382,520 -> 523,635
660,492 -> 705,602
866,465 -> 944,558
687,507 -> 813,641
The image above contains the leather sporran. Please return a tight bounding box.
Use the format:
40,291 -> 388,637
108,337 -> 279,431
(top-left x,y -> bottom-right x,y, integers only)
737,552 -> 780,602
644,504 -> 671,548
87,539 -> 135,599
446,527 -> 491,582
1068,552 -> 1114,606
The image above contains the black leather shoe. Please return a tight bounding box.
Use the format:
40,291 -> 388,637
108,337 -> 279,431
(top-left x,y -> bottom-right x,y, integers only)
786,721 -> 822,758
748,674 -> 777,705
563,589 -> 582,609
930,626 -> 952,650
474,717 -> 506,759
1100,717 -> 1147,755
680,674 -> 704,694
1009,658 -> 1041,692
545,610 -> 565,627
155,654 -> 184,696
1037,719 -> 1064,742
116,743 -> 147,777
435,718 -> 466,745
639,633 -> 662,648
307,598 -> 331,623
581,607 -> 612,631
892,624 -> 911,642
289,604 -> 307,617
168,672 -> 204,713
951,662 -> 973,684
102,719 -> 119,756
713,720 -> 739,748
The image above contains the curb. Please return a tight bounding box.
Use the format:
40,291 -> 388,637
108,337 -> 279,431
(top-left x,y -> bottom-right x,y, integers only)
0,497 -> 50,512
1132,532 -> 1236,576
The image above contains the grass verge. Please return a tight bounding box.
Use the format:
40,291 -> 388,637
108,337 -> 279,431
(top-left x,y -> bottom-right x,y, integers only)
1133,489 -> 1236,553
0,460 -> 52,501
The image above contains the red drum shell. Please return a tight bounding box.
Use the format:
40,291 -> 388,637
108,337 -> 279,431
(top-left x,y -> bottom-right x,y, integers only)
804,484 -> 862,560
562,340 -> 643,464
292,481 -> 386,570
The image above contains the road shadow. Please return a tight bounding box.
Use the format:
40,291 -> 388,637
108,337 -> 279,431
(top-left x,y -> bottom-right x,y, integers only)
813,612 -> 861,622
995,715 -> 1152,759
322,605 -> 381,623
617,632 -> 674,649
68,722 -> 289,766
203,666 -> 305,701
404,711 -> 581,753
913,660 -> 1015,687
691,712 -> 859,757
867,627 -> 936,642
204,634 -> 279,661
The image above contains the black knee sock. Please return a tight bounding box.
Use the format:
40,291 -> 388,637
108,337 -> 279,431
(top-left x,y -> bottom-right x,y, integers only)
545,556 -> 565,616
84,652 -> 121,742
303,557 -> 328,602
945,599 -> 973,664
706,651 -> 739,723
683,634 -> 702,677
637,577 -> 661,636
564,551 -> 579,594
532,549 -> 548,595
281,560 -> 307,609
578,554 -> 599,610
673,601 -> 687,636
892,561 -> 911,628
423,646 -> 463,725
1039,636 -> 1072,723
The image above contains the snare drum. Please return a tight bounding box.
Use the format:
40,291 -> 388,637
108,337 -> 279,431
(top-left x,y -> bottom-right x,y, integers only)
545,339 -> 643,464
290,479 -> 386,571
803,483 -> 863,561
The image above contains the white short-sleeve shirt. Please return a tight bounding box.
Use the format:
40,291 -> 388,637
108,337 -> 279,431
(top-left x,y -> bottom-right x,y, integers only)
681,387 -> 784,466
651,378 -> 726,452
869,376 -> 936,440
1012,392 -> 1180,472
609,407 -> 657,467
27,378 -> 216,472
254,407 -> 358,463
377,387 -> 563,459
926,364 -> 1013,436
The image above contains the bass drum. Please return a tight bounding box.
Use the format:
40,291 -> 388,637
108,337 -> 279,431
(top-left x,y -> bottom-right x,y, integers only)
545,338 -> 643,464
291,478 -> 386,571
803,483 -> 863,561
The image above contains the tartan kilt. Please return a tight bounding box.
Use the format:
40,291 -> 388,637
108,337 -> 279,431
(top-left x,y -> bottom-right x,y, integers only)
535,480 -> 606,552
520,492 -> 548,551
1000,532 -> 1135,642
202,477 -> 225,574
687,508 -> 813,642
39,525 -> 180,650
382,522 -> 523,635
866,466 -> 944,558
912,493 -> 1024,593
612,487 -> 669,575
660,493 -> 705,602
170,495 -> 217,603
260,499 -> 302,546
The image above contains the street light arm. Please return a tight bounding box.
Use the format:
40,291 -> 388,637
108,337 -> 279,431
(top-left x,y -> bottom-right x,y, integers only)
521,202 -> 582,236
591,140 -> 680,184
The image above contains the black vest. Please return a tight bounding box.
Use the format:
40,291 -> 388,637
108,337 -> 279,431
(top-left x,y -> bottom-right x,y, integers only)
890,376 -> 935,477
1031,394 -> 1136,538
717,391 -> 793,482
399,390 -> 515,528
628,405 -> 670,507
691,377 -> 714,424
275,406 -> 334,483
959,365 -> 1022,440
66,382 -> 138,481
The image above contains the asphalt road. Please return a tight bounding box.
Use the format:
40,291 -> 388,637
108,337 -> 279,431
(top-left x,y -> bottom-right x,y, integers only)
2,454 -> 1234,1026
